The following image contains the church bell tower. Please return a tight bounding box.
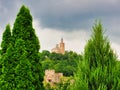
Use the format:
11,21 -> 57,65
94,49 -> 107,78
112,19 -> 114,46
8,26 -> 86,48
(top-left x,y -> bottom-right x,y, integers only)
51,38 -> 65,54
60,38 -> 65,54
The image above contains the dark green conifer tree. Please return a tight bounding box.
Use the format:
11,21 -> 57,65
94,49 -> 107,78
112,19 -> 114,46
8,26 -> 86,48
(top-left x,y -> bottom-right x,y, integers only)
0,5 -> 44,90
71,21 -> 120,90
1,24 -> 11,55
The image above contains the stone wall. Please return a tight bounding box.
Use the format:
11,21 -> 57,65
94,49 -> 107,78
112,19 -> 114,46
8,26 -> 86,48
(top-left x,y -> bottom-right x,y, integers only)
44,69 -> 63,85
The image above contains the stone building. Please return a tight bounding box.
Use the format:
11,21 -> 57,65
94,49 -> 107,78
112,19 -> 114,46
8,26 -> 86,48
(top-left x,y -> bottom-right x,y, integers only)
51,38 -> 65,54
44,69 -> 63,85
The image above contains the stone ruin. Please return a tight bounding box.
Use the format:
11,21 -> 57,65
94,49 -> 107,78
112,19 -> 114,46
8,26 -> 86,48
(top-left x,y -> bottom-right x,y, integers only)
44,69 -> 63,85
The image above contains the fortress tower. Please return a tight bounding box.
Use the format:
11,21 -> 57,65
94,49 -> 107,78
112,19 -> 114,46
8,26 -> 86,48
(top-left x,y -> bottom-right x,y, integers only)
51,38 -> 65,54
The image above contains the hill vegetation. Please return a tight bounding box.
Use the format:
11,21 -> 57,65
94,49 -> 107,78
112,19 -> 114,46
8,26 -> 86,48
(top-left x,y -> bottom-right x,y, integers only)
39,50 -> 82,76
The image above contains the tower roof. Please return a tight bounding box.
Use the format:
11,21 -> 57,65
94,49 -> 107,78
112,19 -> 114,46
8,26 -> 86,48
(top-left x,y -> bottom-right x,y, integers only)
61,38 -> 63,43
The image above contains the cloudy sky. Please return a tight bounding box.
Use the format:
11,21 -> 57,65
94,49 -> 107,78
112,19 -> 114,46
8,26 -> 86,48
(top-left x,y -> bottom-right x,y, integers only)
0,0 -> 120,58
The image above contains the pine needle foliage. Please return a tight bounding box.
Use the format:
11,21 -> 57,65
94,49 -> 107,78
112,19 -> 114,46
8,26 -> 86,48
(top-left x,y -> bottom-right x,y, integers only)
71,21 -> 120,90
1,24 -> 11,55
0,5 -> 44,90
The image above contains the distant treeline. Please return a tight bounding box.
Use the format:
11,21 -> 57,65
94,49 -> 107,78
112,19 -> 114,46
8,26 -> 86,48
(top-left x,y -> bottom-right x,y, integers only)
39,50 -> 82,76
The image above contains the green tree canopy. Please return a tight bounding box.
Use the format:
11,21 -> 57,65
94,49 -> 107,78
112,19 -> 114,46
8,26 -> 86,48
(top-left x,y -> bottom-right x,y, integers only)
72,21 -> 119,90
0,5 -> 44,90
1,24 -> 11,55
40,50 -> 82,76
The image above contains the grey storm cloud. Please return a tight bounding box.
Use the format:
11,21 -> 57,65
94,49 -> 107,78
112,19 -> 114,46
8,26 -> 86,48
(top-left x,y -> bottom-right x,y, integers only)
21,0 -> 120,30
0,0 -> 120,42
0,0 -> 120,30
0,0 -> 22,30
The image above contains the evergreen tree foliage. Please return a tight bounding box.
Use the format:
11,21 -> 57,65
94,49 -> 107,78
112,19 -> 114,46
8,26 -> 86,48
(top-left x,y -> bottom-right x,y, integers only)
0,44 -> 14,89
71,21 -> 120,90
0,5 -> 44,90
1,24 -> 11,55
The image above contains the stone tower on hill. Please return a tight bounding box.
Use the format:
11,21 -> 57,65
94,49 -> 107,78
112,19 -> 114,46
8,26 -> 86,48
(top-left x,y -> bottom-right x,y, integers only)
51,38 -> 65,54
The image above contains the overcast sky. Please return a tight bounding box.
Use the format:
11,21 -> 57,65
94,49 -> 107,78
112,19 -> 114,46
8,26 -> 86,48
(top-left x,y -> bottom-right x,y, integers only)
0,0 -> 120,58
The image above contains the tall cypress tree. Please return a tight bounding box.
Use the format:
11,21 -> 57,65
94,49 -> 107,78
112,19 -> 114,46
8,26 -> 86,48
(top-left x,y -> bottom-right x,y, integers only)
1,24 -> 11,55
71,21 -> 119,90
0,5 -> 44,90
